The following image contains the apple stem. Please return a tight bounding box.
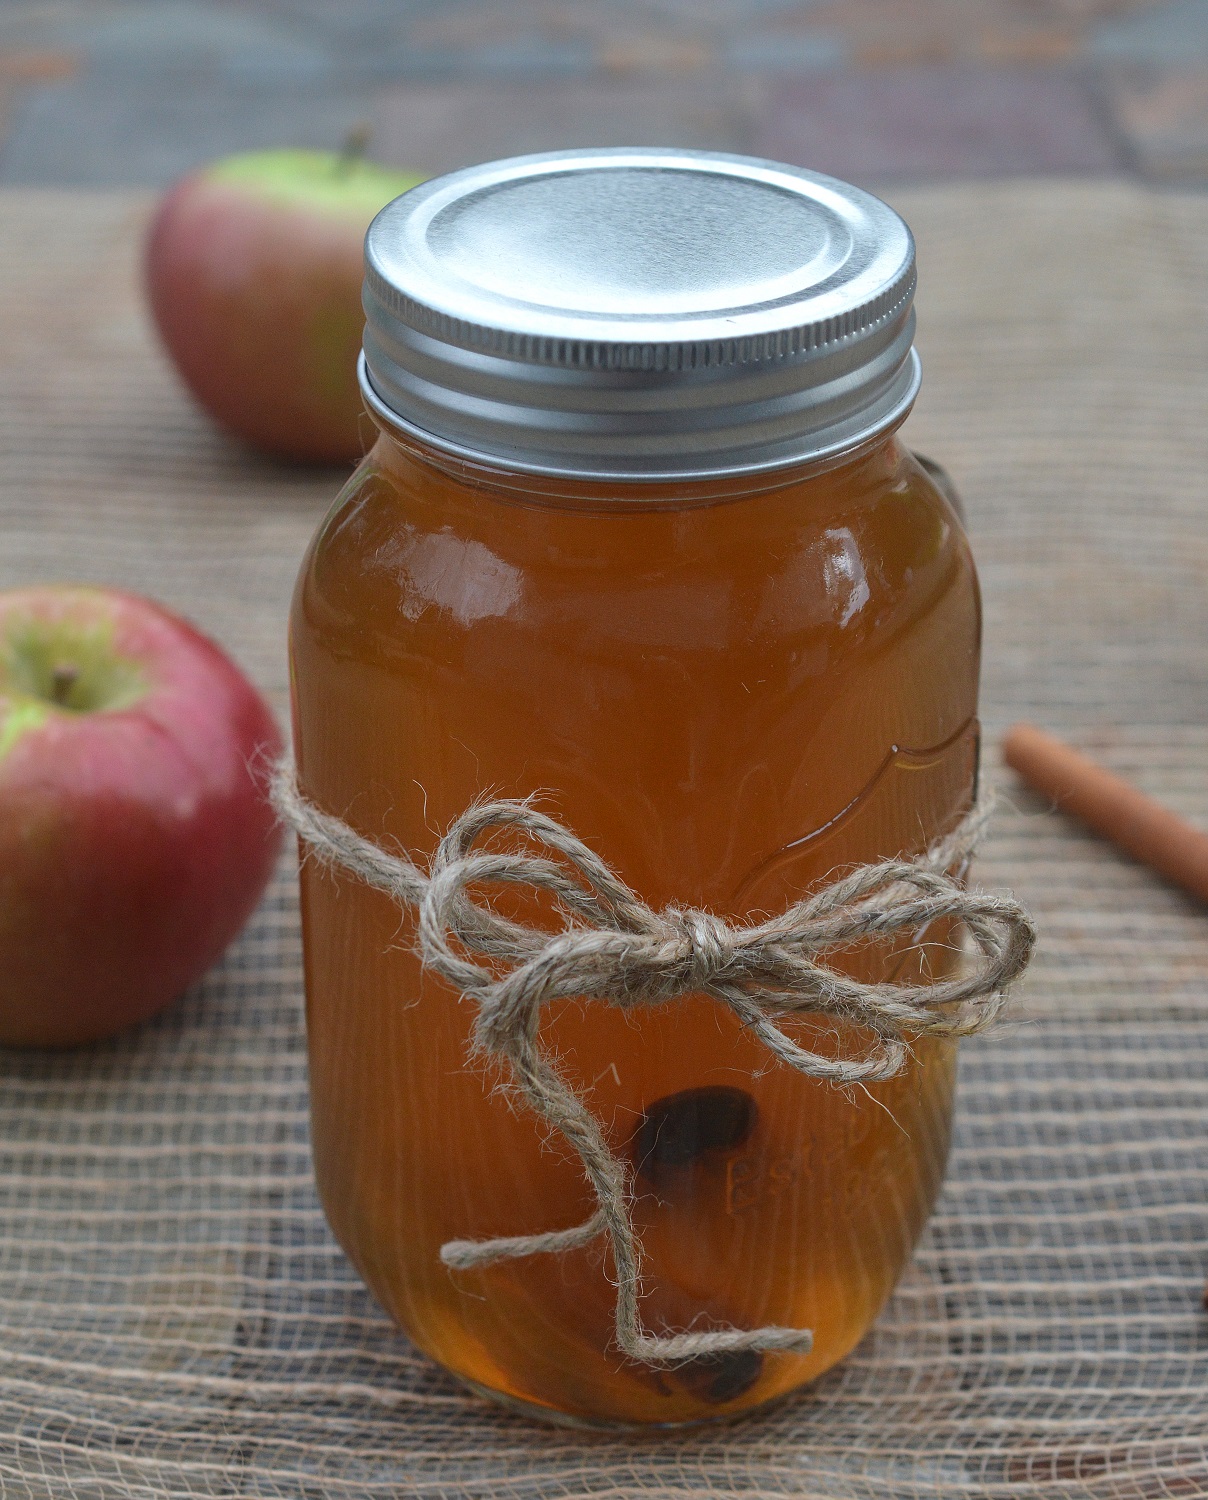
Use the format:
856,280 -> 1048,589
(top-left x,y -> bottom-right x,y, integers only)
336,125 -> 371,177
50,663 -> 79,705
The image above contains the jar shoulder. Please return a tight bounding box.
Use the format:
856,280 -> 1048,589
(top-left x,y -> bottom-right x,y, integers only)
296,441 -> 978,662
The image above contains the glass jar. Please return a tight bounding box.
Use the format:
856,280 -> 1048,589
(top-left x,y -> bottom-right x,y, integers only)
289,150 -> 980,1427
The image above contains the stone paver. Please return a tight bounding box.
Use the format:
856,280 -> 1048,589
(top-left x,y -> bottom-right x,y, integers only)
792,0 -> 1082,65
2,79 -> 375,186
373,75 -> 762,174
1092,0 -> 1208,62
757,64 -> 1123,179
1105,63 -> 1208,175
1091,1 -> 1208,175
0,0 -> 1201,184
78,4 -> 334,84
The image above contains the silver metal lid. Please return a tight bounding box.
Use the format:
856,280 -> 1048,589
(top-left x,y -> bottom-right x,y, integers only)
360,148 -> 920,482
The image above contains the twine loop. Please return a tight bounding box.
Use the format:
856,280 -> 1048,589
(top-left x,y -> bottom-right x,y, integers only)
273,759 -> 1036,1368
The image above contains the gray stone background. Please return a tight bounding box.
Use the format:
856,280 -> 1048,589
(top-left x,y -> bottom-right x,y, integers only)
0,0 -> 1204,189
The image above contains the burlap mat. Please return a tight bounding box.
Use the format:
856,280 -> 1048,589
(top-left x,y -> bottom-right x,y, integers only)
1,182 -> 1207,1497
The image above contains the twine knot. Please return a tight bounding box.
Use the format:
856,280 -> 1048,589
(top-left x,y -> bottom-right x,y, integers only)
273,759 -> 1036,1368
670,907 -> 731,989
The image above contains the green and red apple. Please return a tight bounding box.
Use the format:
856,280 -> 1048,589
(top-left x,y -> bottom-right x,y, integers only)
145,149 -> 424,464
0,586 -> 283,1047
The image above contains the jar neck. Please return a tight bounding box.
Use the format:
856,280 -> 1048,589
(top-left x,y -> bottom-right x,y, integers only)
367,412 -> 909,514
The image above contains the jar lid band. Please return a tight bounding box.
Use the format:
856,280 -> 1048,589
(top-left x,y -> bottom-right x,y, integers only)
361,149 -> 921,482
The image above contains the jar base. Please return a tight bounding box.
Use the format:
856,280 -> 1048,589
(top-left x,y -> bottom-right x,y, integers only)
457,1373 -> 791,1432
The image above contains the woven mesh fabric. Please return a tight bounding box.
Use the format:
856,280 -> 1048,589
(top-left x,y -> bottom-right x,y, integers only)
1,183 -> 1207,1498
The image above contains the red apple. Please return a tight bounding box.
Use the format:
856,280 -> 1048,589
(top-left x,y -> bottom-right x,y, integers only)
0,585 -> 283,1047
145,149 -> 424,464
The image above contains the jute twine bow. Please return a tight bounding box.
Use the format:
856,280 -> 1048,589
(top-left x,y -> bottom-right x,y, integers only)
273,760 -> 1036,1367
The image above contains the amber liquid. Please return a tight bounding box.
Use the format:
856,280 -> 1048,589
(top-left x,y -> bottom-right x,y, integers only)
290,426 -> 981,1425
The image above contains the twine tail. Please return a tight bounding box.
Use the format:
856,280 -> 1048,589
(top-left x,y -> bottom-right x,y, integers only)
440,1209 -> 607,1269
437,1036 -> 817,1365
438,1197 -> 815,1365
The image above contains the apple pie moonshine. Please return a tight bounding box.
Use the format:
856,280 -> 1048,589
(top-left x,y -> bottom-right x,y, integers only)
288,150 -> 987,1426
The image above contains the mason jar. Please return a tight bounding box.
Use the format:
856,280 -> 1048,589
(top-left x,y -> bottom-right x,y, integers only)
288,149 -> 980,1426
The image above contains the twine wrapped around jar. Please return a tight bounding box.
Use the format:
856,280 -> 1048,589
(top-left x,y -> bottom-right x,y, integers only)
273,761 -> 1036,1367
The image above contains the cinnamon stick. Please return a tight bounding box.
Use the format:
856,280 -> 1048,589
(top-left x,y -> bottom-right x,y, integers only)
1002,723 -> 1208,905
